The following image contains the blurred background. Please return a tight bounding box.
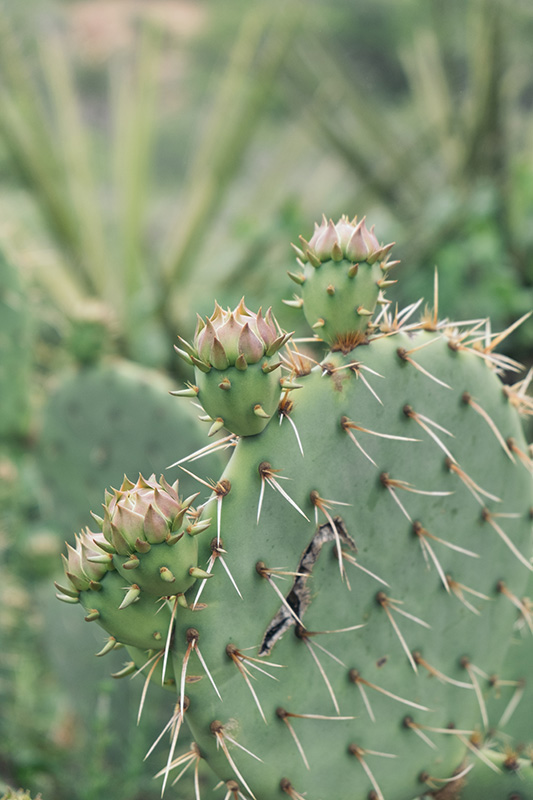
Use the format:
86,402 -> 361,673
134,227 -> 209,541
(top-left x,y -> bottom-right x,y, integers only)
1,0 -> 532,797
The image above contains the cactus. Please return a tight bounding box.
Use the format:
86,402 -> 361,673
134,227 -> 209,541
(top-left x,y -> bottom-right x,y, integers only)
39,359 -> 225,535
0,246 -> 31,441
57,215 -> 533,799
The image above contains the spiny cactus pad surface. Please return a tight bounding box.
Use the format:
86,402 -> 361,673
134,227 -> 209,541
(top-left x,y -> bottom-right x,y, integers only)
57,216 -> 533,800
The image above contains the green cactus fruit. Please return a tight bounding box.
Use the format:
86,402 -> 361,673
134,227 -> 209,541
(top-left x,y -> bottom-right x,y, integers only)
290,215 -> 396,351
101,473 -> 201,598
175,299 -> 291,436
0,246 -> 31,440
39,358 -> 225,535
57,526 -> 175,650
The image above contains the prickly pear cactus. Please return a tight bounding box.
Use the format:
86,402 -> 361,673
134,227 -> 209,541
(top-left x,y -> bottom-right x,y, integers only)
40,359 -> 224,535
58,215 -> 533,800
0,246 -> 31,440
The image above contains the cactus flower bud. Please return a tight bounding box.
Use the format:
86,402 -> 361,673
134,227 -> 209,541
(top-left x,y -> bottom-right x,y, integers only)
293,215 -> 396,352
175,300 -> 292,437
101,474 -> 199,597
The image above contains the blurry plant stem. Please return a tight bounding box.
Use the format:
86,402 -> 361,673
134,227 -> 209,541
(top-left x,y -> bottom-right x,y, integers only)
111,24 -> 161,332
158,1 -> 300,337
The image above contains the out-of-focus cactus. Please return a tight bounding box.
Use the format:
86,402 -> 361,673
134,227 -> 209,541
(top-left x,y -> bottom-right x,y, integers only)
0,247 -> 31,440
39,359 -> 225,535
58,216 -> 533,800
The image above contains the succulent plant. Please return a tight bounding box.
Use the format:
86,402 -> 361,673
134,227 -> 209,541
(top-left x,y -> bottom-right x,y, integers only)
58,216 -> 533,800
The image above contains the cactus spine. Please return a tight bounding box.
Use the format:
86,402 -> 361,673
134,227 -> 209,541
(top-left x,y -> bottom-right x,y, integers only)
58,216 -> 533,800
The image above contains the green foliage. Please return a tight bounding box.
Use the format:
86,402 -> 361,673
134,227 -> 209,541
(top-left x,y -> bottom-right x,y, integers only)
0,246 -> 31,440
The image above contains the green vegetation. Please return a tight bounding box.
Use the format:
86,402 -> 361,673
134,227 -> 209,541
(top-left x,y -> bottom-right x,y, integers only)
0,1 -> 532,798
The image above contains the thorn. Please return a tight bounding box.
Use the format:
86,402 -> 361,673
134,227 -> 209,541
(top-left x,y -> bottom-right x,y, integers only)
226,646 -> 267,723
111,661 -> 136,678
208,418 -> 226,437
376,593 -> 430,672
253,404 -> 271,419
347,262 -> 359,278
210,721 -> 258,799
484,311 -> 532,353
170,385 -> 199,398
297,628 -> 340,713
167,434 -> 238,469
348,744 -> 397,800
349,669 -> 431,719
189,566 -> 214,580
279,378 -> 303,390
397,346 -> 452,389
119,584 -> 140,609
306,249 -> 321,268
257,462 -> 310,523
160,696 -> 190,796
95,637 -> 118,657
497,679 -> 526,728
84,608 -> 101,621
276,708 -> 310,770
497,581 -> 533,632
403,406 -> 456,462
159,566 -> 176,584
462,393 -> 514,461
256,562 -> 306,627
446,575 -> 490,615
420,763 -> 474,789
262,360 -> 282,374
279,778 -> 307,800
412,651 -> 475,689
282,295 -> 304,309
446,458 -> 501,505
482,510 -> 533,571
456,733 -> 503,774
279,399 -> 304,456
341,550 -> 389,586
154,743 -> 202,797
287,271 -> 306,285
310,491 -> 350,581
342,416 -> 419,444
312,318 -> 325,329
460,657 -> 489,729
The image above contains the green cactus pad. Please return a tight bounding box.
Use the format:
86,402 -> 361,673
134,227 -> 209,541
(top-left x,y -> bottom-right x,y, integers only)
168,326 -> 532,799
39,359 -> 224,535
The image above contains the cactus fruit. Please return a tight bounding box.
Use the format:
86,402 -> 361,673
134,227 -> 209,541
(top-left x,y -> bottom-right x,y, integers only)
58,216 -> 533,799
175,299 -> 291,437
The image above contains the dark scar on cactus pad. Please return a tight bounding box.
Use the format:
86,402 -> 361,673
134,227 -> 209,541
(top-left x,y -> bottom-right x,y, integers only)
259,516 -> 356,656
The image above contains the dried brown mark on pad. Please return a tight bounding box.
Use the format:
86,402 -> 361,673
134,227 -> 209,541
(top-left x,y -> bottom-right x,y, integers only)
259,517 -> 356,656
